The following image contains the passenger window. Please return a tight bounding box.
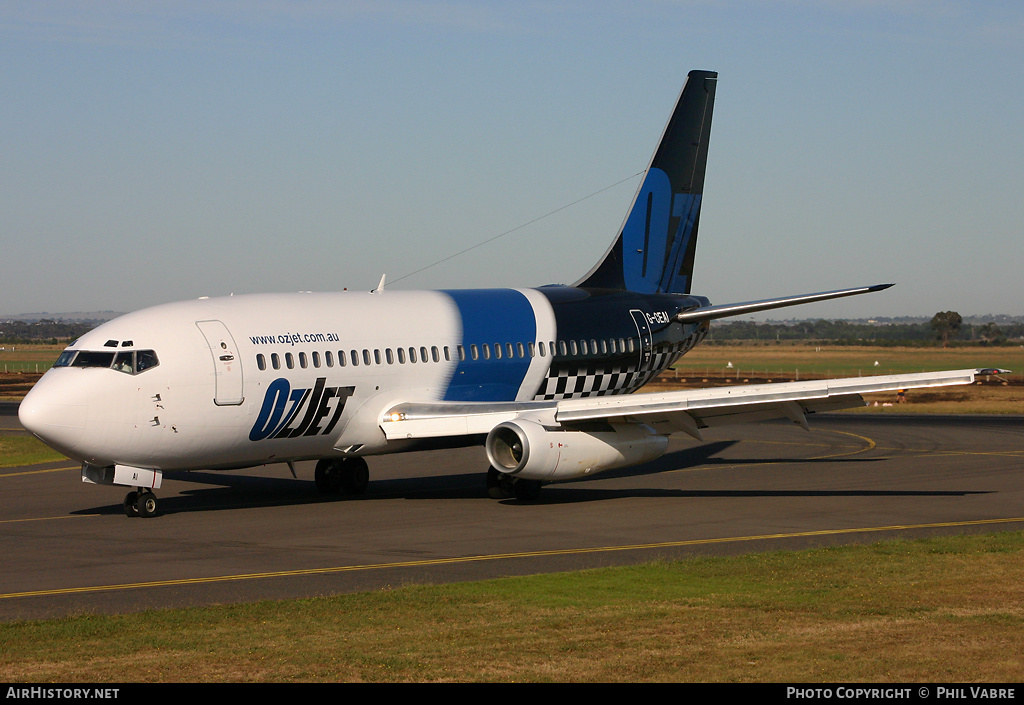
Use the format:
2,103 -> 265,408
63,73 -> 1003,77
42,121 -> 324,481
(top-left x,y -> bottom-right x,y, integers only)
299,352 -> 308,369
257,354 -> 267,371
285,353 -> 294,369
398,348 -> 406,364
272,353 -> 281,370
432,346 -> 440,363
325,351 -> 334,367
312,351 -> 321,368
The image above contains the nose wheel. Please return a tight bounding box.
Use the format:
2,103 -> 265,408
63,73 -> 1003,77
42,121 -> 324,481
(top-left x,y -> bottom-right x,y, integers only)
123,489 -> 159,518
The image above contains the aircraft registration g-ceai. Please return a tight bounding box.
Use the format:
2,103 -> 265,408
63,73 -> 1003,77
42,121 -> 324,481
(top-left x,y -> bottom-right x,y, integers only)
20,70 -> 975,517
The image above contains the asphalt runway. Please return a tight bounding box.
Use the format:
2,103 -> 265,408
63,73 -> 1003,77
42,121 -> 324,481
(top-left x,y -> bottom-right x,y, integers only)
2,403 -> 1023,622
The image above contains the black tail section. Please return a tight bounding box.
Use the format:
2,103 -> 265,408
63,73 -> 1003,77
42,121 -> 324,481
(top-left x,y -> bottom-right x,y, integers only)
577,70 -> 717,294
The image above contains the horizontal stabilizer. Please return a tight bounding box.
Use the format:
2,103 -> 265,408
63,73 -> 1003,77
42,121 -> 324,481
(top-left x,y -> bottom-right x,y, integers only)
674,284 -> 894,323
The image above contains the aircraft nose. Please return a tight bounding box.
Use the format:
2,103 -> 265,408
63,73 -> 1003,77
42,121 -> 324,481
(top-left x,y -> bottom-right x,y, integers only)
18,374 -> 88,455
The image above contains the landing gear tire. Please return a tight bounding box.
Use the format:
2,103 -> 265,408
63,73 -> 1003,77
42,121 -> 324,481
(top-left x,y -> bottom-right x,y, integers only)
342,458 -> 369,494
487,467 -> 513,499
315,459 -> 343,493
123,491 -> 139,517
315,458 -> 370,496
136,491 -> 158,518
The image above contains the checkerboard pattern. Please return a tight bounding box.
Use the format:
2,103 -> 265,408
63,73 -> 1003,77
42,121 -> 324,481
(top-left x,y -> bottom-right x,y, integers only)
533,340 -> 693,401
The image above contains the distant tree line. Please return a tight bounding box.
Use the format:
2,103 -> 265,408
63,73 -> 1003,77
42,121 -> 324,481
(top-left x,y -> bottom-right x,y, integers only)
0,319 -> 99,345
4,313 -> 1022,347
706,313 -> 1024,347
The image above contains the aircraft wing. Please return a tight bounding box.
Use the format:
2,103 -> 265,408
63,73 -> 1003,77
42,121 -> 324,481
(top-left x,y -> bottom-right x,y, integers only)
379,368 -> 976,442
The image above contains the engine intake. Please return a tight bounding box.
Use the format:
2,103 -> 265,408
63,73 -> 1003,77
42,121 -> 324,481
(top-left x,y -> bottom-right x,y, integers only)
485,419 -> 668,481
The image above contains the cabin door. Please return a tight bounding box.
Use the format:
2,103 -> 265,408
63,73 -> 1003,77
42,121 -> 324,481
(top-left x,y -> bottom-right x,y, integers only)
196,319 -> 244,406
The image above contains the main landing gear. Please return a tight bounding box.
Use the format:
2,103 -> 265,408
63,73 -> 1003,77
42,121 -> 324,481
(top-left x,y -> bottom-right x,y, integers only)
314,457 -> 370,496
486,467 -> 542,501
123,489 -> 158,518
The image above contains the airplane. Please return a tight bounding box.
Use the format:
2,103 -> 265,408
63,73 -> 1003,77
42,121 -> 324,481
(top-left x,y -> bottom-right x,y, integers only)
19,70 -> 975,517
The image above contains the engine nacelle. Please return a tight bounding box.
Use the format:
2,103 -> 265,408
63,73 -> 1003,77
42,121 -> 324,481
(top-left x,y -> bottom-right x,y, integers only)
485,419 -> 668,482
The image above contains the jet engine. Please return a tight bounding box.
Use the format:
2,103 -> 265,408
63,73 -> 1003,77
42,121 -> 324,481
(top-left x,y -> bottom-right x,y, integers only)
485,419 -> 668,482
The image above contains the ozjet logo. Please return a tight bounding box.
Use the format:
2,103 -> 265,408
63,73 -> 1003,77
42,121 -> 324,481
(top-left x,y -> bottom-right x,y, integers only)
249,377 -> 355,441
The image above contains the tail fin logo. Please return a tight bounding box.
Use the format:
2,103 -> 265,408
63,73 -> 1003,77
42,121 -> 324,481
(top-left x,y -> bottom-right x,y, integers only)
621,168 -> 701,294
574,70 -> 716,294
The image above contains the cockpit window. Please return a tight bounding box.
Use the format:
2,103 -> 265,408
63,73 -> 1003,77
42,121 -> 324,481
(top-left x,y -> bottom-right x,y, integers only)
136,350 -> 159,372
54,350 -> 77,367
113,352 -> 134,374
71,351 -> 116,368
56,349 -> 160,375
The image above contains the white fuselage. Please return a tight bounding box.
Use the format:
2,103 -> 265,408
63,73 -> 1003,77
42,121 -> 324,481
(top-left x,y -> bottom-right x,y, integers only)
20,287 -> 696,473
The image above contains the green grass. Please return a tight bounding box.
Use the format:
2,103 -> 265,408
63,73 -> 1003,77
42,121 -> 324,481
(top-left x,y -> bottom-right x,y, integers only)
0,345 -> 62,374
2,533 -> 1023,682
0,435 -> 67,467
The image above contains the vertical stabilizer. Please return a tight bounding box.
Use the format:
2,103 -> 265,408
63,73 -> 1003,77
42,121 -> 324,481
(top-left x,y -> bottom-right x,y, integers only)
577,70 -> 717,294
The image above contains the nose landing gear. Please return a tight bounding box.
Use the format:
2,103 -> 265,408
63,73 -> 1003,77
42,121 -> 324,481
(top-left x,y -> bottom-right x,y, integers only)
123,489 -> 158,518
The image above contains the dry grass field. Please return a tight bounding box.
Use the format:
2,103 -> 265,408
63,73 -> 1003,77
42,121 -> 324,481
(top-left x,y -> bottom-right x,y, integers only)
648,344 -> 1023,414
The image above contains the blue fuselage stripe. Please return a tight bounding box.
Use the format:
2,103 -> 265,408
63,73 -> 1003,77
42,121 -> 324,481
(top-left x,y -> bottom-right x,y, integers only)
442,289 -> 536,401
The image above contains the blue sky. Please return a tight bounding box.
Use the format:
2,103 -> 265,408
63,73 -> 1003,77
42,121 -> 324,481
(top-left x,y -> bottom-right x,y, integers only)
2,1 -> 1022,319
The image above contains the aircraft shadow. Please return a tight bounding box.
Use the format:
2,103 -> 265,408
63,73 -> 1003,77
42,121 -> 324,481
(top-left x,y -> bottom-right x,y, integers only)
72,440 -> 988,516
